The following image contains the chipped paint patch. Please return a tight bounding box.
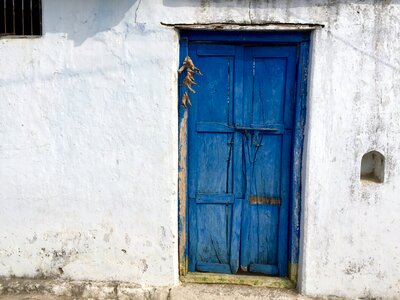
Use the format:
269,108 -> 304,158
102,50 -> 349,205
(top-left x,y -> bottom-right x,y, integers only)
178,110 -> 188,276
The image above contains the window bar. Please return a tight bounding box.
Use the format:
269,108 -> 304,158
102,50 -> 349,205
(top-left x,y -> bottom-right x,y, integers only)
38,0 -> 41,35
21,0 -> 24,35
4,0 -> 6,34
1,0 -> 41,36
30,0 -> 32,35
12,0 -> 15,34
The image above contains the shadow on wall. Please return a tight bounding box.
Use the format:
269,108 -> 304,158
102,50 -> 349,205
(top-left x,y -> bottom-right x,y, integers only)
43,0 -> 140,46
40,0 -> 400,73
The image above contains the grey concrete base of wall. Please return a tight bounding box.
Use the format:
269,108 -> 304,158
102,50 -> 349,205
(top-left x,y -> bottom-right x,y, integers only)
0,278 -> 171,300
0,278 -> 339,300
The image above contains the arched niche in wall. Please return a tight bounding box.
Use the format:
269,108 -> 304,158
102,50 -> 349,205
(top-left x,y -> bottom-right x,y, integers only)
360,150 -> 385,183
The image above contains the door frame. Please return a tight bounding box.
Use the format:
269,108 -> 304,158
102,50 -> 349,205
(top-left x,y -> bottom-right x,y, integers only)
178,30 -> 311,285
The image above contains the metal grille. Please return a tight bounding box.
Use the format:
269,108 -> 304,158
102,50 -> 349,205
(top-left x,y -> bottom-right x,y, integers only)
0,0 -> 42,36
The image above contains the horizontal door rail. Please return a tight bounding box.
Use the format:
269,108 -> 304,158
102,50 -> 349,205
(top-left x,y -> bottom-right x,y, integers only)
235,124 -> 284,133
196,122 -> 286,134
196,194 -> 235,204
197,262 -> 232,274
249,263 -> 279,275
196,122 -> 235,133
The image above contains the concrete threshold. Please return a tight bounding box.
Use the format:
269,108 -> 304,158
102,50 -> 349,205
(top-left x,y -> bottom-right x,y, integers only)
0,278 -> 336,300
181,272 -> 295,289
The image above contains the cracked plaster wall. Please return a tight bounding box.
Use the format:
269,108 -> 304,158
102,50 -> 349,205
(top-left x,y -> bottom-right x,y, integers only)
1,0 -> 400,298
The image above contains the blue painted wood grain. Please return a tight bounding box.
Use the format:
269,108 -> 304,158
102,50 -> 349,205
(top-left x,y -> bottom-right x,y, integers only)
250,263 -> 279,275
197,203 -> 230,264
230,198 -> 242,273
289,41 -> 310,266
230,46 -> 245,274
181,31 -> 310,43
197,262 -> 232,274
188,197 -> 198,272
187,43 -> 238,273
239,46 -> 297,276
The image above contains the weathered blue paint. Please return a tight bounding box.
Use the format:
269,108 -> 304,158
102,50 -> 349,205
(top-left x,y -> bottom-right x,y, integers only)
186,43 -> 238,274
180,31 -> 310,43
289,41 -> 310,266
239,46 -> 296,277
178,31 -> 310,279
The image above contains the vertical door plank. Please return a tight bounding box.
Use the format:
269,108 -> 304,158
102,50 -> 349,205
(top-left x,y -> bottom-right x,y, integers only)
240,46 -> 298,276
187,44 -> 237,274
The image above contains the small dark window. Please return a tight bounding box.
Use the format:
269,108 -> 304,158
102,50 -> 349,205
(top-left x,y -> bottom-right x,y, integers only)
0,0 -> 42,36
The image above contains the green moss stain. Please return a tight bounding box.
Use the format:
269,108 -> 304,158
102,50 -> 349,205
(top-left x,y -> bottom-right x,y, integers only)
179,257 -> 188,276
288,263 -> 298,286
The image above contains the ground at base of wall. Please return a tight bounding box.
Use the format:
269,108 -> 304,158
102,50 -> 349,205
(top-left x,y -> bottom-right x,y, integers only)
0,278 -> 342,300
170,284 -> 332,300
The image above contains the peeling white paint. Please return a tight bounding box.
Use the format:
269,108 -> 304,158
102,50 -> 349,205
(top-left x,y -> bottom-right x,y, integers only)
0,0 -> 400,298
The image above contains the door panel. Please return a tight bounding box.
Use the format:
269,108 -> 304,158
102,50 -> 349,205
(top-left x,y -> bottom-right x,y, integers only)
196,204 -> 231,263
252,135 -> 282,196
188,44 -> 241,273
240,47 -> 296,276
196,133 -> 232,194
252,58 -> 287,126
187,43 -> 298,277
240,134 -> 282,270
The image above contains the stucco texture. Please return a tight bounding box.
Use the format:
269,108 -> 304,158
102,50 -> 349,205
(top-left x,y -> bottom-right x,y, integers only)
1,0 -> 400,299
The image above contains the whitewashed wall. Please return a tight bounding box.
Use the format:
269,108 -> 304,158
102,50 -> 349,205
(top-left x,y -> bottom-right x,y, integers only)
0,0 -> 180,287
0,0 -> 400,298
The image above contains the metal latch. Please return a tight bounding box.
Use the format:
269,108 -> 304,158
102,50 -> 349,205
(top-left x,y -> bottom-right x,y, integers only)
249,196 -> 281,205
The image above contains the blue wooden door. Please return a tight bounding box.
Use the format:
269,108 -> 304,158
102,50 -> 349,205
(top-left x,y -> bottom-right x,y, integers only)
187,42 -> 298,277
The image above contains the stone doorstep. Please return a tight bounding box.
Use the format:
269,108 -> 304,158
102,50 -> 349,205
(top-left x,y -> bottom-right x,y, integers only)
0,278 -> 336,300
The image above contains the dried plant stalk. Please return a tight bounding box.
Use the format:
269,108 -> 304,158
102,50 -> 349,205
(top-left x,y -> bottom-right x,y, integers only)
178,56 -> 202,108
